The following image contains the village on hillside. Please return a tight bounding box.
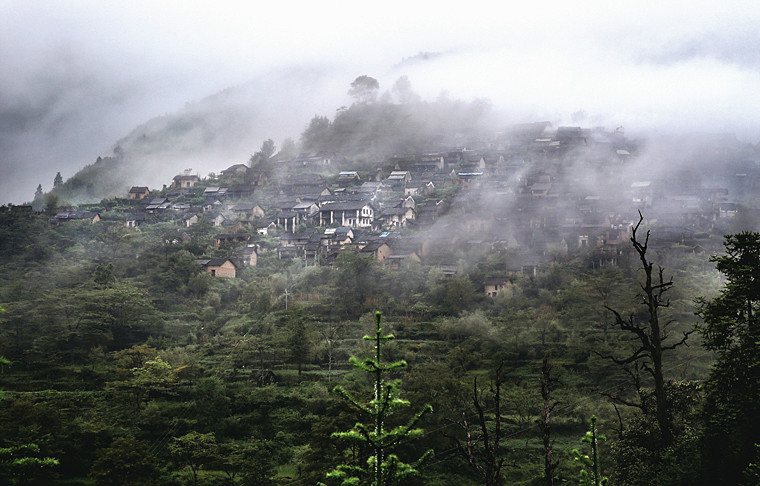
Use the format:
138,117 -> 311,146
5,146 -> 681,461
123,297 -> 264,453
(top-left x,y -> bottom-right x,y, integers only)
23,123 -> 759,286
2,121 -> 760,486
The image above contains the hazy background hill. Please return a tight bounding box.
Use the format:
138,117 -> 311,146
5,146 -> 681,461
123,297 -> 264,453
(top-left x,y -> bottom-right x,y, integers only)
35,65 -> 507,205
6,67 -> 346,204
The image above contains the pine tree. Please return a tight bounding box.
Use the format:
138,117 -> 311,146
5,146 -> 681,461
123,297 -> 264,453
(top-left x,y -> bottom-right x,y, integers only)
697,231 -> 760,484
321,311 -> 433,486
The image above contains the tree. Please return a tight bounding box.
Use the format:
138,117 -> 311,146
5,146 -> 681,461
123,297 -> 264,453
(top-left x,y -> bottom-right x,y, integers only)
348,75 -> 380,104
212,439 -> 276,486
249,138 -> 277,171
159,249 -> 202,292
391,76 -> 420,105
301,115 -> 332,152
89,436 -> 159,486
0,356 -> 9,376
334,252 -> 381,317
539,353 -> 560,486
69,282 -> 157,352
285,313 -> 312,376
746,445 -> 760,485
318,320 -> 347,382
0,443 -> 58,485
53,172 -> 62,188
696,231 -> 760,484
321,312 -> 433,486
93,263 -> 116,288
279,137 -> 298,159
447,360 -> 513,486
600,213 -> 691,447
32,185 -> 44,210
108,356 -> 177,410
169,431 -> 217,486
573,416 -> 607,486
44,194 -> 59,215
441,276 -> 477,315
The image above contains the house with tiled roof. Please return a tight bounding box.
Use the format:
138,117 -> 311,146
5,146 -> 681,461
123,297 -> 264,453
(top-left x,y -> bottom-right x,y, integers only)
318,200 -> 374,228
128,186 -> 150,199
197,258 -> 237,278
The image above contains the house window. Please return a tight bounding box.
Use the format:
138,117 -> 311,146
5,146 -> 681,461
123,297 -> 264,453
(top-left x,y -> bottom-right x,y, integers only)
211,269 -> 216,276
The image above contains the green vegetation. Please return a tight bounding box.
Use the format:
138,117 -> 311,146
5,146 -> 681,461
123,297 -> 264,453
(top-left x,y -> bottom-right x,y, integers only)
572,416 -> 607,486
0,199 -> 744,485
1,80 -> 757,484
697,232 -> 760,484
322,311 -> 432,486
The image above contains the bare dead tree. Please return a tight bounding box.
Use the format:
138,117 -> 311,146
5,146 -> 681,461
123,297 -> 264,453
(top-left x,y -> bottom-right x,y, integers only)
598,361 -> 649,415
317,320 -> 346,382
538,352 -> 560,486
446,360 -> 517,486
597,211 -> 693,446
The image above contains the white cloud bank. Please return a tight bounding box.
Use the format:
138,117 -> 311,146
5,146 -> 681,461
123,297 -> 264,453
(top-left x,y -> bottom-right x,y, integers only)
2,0 -> 760,203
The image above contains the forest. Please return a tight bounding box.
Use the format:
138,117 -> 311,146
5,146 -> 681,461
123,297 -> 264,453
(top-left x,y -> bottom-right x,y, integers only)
2,82 -> 760,486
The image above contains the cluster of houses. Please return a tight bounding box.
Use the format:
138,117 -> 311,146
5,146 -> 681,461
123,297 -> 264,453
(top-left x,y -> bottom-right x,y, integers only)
40,124 -> 760,295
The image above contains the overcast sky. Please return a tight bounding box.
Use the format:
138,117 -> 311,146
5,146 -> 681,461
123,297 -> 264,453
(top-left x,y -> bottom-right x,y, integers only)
2,1 -> 760,204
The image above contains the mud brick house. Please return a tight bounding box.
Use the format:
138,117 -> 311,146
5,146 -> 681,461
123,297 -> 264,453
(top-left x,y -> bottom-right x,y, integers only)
197,258 -> 237,278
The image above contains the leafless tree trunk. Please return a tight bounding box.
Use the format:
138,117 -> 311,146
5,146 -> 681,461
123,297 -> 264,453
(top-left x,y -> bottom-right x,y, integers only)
446,360 -> 516,486
539,353 -> 560,486
598,212 -> 692,446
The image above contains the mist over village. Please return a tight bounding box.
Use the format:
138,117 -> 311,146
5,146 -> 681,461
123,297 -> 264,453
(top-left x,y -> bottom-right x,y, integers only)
3,2 -> 760,486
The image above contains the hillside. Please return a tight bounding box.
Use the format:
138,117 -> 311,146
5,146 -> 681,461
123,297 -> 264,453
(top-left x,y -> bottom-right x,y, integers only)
2,87 -> 760,485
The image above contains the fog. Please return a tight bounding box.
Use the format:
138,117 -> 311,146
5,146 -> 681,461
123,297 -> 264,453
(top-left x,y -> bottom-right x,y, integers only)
3,1 -> 760,204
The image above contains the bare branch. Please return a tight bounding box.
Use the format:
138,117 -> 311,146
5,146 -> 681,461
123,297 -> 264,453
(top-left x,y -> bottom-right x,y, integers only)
600,390 -> 645,411
661,330 -> 694,351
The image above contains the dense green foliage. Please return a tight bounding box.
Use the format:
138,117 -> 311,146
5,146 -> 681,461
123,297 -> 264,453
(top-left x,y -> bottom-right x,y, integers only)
697,232 -> 760,485
3,83 -> 759,486
0,201 -> 740,485
322,312 -> 432,486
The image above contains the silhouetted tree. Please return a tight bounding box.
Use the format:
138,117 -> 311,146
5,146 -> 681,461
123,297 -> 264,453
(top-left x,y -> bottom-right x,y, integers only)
447,360 -> 514,486
697,231 -> 760,484
301,115 -> 332,152
44,194 -> 59,215
600,212 -> 692,447
539,353 -> 560,486
348,75 -> 380,104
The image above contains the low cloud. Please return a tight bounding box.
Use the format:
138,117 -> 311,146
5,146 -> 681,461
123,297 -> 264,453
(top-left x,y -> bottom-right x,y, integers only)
2,1 -> 760,203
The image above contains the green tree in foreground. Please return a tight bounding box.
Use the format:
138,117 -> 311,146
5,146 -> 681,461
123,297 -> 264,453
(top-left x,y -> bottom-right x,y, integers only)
89,436 -> 159,486
0,306 -> 58,484
169,431 -> 217,486
697,232 -> 760,485
0,443 -> 59,485
321,311 -> 433,486
573,415 -> 607,486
